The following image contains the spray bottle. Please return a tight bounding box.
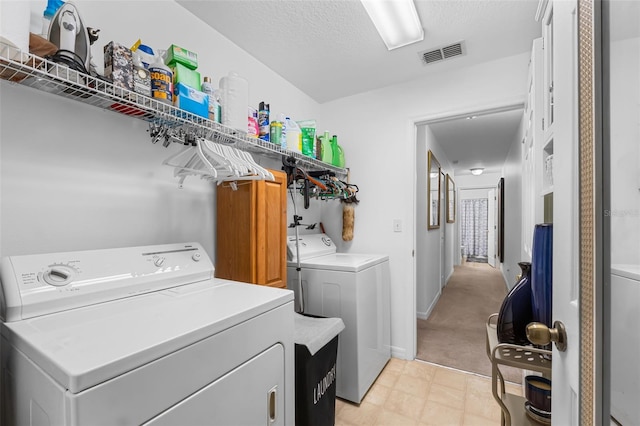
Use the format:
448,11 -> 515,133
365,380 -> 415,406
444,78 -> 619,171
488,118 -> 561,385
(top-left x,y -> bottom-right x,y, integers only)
42,0 -> 65,38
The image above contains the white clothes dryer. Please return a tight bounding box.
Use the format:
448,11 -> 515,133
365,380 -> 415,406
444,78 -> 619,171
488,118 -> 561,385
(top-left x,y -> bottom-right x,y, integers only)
0,243 -> 294,426
286,233 -> 390,404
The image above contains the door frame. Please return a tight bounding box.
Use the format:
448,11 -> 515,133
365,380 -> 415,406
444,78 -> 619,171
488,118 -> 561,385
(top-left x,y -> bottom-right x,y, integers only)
411,100 -> 524,359
577,0 -> 605,422
487,188 -> 496,268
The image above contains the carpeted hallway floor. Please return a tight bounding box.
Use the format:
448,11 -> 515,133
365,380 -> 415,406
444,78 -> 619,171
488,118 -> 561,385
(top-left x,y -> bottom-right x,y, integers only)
417,261 -> 523,384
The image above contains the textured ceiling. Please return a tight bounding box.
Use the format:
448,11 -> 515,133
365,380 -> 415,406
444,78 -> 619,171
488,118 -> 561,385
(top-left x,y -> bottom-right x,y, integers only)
176,0 -> 539,175
177,0 -> 541,104
427,108 -> 523,175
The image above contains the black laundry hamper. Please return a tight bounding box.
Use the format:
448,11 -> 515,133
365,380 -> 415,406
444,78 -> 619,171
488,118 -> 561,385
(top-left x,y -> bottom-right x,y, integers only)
294,314 -> 344,426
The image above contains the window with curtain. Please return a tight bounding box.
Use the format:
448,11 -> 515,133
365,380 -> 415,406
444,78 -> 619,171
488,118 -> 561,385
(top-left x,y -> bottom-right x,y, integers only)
460,198 -> 489,259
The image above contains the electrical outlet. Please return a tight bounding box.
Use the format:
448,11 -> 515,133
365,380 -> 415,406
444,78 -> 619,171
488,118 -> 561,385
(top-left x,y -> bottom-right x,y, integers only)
393,219 -> 402,232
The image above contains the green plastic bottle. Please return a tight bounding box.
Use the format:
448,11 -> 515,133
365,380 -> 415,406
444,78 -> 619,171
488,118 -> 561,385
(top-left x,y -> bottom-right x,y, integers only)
330,135 -> 343,167
321,131 -> 333,164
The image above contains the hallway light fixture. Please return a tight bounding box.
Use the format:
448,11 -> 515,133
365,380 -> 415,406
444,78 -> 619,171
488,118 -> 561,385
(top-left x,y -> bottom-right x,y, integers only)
360,0 -> 424,50
470,168 -> 484,176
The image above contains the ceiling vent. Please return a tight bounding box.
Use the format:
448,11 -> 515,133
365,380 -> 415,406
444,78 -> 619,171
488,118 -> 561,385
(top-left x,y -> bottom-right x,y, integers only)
419,41 -> 465,65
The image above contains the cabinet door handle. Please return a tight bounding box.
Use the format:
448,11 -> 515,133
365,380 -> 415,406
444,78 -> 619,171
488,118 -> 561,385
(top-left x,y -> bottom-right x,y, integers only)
268,386 -> 278,423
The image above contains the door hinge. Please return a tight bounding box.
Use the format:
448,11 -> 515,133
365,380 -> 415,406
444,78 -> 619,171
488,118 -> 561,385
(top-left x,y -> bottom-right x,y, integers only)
412,250 -> 415,257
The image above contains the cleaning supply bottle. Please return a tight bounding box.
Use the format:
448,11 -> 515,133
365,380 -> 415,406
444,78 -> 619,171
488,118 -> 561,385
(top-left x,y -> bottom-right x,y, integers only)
248,107 -> 259,137
42,0 -> 65,38
131,41 -> 155,69
320,131 -> 333,164
285,117 -> 301,153
331,135 -> 345,167
132,53 -> 151,97
269,120 -> 282,146
258,102 -> 270,141
219,72 -> 249,132
201,77 -> 221,122
279,113 -> 287,150
149,50 -> 173,105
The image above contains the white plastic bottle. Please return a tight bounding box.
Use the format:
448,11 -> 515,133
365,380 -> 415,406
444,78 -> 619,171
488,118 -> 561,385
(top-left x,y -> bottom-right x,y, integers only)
285,117 -> 302,153
149,50 -> 173,105
201,77 -> 221,123
219,72 -> 249,132
278,113 -> 288,150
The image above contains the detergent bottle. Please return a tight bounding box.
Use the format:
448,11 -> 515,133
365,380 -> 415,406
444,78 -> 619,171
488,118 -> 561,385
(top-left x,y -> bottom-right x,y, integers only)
285,117 -> 301,153
331,135 -> 345,168
320,131 -> 333,164
149,50 -> 173,105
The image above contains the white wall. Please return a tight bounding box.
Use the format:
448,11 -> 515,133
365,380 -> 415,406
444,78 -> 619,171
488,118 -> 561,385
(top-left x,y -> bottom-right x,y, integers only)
415,125 -> 455,319
501,123 -> 525,289
1,1 -> 531,360
0,0 -> 322,259
610,37 -> 640,266
459,188 -> 490,200
317,54 -> 529,358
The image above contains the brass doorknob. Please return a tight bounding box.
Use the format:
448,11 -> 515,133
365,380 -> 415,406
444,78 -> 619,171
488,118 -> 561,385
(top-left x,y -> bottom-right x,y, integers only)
526,321 -> 567,352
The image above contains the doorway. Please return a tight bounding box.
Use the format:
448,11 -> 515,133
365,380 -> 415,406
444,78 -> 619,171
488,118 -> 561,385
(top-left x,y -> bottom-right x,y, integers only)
413,103 -> 523,372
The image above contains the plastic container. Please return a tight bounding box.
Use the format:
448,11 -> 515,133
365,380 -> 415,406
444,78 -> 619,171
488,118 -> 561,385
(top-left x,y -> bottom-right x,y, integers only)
320,131 -> 333,164
335,144 -> 345,168
258,101 -> 270,141
331,136 -> 345,168
132,53 -> 151,97
248,107 -> 259,137
278,113 -> 288,150
219,72 -> 249,132
149,50 -> 173,105
201,76 -> 221,123
269,121 -> 282,146
41,0 -> 65,39
286,117 -> 301,153
135,44 -> 155,69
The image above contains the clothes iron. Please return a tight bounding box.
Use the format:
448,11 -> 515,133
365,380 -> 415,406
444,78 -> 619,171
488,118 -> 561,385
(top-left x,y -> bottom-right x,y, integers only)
47,2 -> 94,73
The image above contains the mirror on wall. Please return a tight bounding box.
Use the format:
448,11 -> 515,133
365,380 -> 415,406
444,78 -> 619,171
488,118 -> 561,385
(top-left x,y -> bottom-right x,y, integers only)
428,150 -> 441,229
446,174 -> 456,223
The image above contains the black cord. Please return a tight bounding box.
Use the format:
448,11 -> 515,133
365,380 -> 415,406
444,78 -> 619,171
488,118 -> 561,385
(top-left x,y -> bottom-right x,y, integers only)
46,49 -> 89,75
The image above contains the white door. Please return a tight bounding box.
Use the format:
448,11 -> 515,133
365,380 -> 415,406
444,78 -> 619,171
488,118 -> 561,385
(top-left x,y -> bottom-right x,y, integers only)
549,0 -> 580,422
487,189 -> 496,268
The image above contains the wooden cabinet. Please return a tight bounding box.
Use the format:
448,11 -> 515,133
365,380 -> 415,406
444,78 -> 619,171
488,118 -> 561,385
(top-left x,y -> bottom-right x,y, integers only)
215,169 -> 287,288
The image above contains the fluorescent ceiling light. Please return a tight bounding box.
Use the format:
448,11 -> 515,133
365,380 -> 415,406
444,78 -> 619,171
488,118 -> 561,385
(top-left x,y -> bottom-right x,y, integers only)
361,0 -> 424,50
470,168 -> 484,176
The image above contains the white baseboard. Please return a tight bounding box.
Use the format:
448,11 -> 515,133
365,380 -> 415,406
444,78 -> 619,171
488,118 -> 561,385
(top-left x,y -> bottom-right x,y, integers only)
416,291 -> 441,320
391,346 -> 408,360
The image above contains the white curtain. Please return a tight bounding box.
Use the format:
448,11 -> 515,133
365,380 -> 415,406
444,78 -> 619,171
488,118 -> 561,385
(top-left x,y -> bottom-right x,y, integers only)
461,198 -> 488,257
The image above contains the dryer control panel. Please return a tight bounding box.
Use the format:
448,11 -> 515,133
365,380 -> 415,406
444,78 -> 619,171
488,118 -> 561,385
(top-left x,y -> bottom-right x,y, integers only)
287,233 -> 337,262
0,243 -> 214,322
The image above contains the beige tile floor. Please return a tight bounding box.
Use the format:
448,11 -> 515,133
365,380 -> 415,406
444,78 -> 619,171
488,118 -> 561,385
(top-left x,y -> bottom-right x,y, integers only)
335,358 -> 522,426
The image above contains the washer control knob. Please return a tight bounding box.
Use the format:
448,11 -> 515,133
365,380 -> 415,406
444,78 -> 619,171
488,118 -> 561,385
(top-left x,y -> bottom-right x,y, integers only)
192,253 -> 201,262
42,266 -> 75,286
154,257 -> 165,267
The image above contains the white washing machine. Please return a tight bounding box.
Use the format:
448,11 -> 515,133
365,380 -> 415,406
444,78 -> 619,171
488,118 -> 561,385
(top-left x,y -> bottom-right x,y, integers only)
0,242 -> 294,426
286,233 -> 390,403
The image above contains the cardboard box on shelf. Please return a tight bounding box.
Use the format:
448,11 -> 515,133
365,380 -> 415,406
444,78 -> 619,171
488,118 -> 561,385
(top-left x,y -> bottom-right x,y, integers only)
165,44 -> 198,70
174,82 -> 208,119
104,41 -> 134,91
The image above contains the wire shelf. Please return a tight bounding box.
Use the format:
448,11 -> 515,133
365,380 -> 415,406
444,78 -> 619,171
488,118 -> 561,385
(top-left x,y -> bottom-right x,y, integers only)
0,42 -> 347,176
